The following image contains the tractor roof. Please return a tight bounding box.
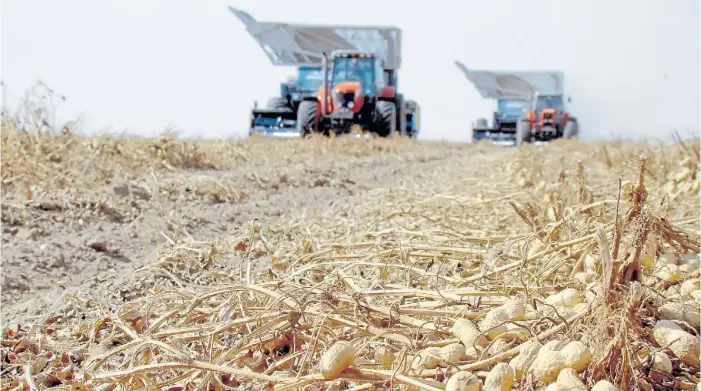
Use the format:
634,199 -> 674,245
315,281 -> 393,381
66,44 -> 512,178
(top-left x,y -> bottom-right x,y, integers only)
454,61 -> 565,100
330,50 -> 376,58
230,7 -> 402,70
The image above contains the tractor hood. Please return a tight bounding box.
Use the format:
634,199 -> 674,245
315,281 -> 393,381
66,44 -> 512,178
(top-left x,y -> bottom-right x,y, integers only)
538,108 -> 563,127
333,81 -> 362,94
319,81 -> 365,113
316,81 -> 363,99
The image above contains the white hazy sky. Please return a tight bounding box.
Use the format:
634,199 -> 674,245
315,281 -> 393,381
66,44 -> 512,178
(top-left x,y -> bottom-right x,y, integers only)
2,0 -> 700,142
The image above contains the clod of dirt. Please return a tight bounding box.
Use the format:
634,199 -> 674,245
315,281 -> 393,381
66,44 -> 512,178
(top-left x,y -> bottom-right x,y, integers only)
86,238 -> 109,252
112,184 -> 151,201
313,178 -> 330,187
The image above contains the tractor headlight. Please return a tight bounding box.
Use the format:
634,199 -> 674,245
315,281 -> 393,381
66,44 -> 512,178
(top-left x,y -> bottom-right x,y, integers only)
348,102 -> 354,109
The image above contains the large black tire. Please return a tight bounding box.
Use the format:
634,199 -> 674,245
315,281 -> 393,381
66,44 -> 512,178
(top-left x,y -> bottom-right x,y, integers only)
395,94 -> 406,136
267,97 -> 287,109
471,118 -> 490,144
296,100 -> 319,137
563,119 -> 578,139
398,101 -> 408,136
405,111 -> 416,138
373,101 -> 396,137
516,119 -> 531,147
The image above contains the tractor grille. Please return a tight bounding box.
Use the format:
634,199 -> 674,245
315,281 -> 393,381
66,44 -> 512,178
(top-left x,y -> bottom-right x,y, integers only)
542,113 -> 555,127
337,92 -> 355,108
499,122 -> 517,131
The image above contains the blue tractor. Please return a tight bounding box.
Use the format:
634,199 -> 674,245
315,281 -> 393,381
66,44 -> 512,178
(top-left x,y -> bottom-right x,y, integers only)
249,66 -> 326,137
471,98 -> 529,144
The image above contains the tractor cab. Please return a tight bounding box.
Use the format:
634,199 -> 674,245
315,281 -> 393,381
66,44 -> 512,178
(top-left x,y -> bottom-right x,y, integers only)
280,66 -> 326,106
534,94 -> 565,112
318,51 -> 385,115
295,66 -> 326,94
494,98 -> 528,132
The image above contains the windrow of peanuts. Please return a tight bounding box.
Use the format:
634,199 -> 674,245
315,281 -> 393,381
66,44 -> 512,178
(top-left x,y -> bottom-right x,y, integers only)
316,266 -> 699,391
1,137 -> 700,391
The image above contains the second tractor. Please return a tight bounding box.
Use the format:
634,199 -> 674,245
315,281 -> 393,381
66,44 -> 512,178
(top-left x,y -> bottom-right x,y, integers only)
515,93 -> 578,146
454,61 -> 579,145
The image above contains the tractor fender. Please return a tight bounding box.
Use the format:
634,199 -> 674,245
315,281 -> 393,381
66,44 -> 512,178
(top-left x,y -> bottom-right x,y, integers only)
378,86 -> 396,100
563,119 -> 579,139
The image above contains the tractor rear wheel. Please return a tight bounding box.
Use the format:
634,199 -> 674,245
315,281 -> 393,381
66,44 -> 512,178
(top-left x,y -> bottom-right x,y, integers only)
516,119 -> 531,147
563,120 -> 578,139
297,100 -> 320,137
373,101 -> 396,137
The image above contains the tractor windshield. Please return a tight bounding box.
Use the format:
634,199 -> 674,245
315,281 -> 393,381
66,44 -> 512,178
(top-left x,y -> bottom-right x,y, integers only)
331,56 -> 376,94
297,67 -> 325,92
535,96 -> 564,111
498,99 -> 528,115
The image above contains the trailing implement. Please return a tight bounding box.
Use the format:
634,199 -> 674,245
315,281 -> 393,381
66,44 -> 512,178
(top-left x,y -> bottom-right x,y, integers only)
249,66 -> 326,138
471,98 -> 529,145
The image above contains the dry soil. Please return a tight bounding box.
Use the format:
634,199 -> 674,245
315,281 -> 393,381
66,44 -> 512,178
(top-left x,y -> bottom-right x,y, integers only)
1,136 -> 495,326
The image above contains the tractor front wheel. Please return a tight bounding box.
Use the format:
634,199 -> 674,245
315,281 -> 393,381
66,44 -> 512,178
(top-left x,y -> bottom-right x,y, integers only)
563,120 -> 578,139
373,101 -> 397,137
297,100 -> 320,137
516,119 -> 531,147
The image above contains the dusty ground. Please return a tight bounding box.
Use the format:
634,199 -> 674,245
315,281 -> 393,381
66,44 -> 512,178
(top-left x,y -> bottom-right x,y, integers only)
1,135 -> 488,325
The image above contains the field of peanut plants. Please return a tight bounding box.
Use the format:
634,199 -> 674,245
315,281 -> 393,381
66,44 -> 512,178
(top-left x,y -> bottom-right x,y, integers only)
1,115 -> 699,390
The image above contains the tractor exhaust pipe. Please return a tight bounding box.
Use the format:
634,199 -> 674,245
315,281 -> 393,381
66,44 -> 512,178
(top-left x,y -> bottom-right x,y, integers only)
321,52 -> 329,117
